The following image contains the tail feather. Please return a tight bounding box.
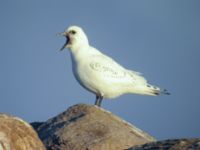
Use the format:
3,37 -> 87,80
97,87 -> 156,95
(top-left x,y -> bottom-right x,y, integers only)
160,89 -> 170,95
147,84 -> 170,96
129,84 -> 170,96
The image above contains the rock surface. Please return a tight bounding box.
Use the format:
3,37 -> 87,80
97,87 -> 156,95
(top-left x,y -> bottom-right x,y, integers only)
127,138 -> 200,150
32,103 -> 155,150
0,113 -> 45,150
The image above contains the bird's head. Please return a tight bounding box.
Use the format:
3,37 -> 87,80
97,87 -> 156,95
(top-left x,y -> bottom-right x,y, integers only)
59,26 -> 89,51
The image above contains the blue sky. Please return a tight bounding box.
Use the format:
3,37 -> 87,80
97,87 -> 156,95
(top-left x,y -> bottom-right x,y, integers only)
0,1 -> 200,140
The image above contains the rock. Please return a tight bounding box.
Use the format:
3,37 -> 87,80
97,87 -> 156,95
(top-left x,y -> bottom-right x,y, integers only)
0,113 -> 45,150
127,138 -> 200,150
31,103 -> 155,150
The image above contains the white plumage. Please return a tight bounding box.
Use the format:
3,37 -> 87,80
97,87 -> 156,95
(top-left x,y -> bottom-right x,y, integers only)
60,26 -> 169,106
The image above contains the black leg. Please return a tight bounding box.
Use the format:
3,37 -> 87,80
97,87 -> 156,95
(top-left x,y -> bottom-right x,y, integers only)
98,96 -> 103,107
95,95 -> 103,107
95,95 -> 99,106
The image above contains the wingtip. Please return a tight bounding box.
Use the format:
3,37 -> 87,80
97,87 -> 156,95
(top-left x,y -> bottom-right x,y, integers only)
162,89 -> 171,95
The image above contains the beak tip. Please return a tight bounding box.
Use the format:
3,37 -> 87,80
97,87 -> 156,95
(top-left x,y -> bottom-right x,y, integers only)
60,46 -> 65,51
57,33 -> 63,36
59,32 -> 69,51
57,31 -> 67,36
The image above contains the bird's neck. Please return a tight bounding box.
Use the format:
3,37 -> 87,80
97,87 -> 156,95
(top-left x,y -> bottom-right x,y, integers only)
70,42 -> 89,52
69,43 -> 90,61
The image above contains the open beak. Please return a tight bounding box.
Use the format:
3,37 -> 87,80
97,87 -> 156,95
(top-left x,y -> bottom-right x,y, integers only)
58,32 -> 70,51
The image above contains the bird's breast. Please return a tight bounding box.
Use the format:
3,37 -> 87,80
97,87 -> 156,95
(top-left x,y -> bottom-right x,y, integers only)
70,53 -> 98,94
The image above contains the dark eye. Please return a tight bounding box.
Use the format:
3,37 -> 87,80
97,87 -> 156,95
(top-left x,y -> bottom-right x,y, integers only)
70,30 -> 76,34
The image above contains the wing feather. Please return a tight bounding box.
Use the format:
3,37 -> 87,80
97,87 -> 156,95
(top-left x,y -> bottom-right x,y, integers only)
88,54 -> 147,85
89,54 -> 133,84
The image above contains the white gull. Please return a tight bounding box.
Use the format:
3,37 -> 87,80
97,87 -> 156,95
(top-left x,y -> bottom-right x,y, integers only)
59,26 -> 169,106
